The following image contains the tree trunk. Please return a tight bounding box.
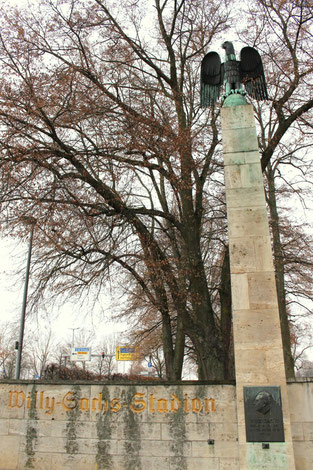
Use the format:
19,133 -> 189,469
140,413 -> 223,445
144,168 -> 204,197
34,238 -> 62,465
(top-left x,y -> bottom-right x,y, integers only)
181,220 -> 225,380
219,246 -> 235,380
172,316 -> 185,380
266,166 -> 295,378
161,309 -> 176,380
194,336 -> 225,381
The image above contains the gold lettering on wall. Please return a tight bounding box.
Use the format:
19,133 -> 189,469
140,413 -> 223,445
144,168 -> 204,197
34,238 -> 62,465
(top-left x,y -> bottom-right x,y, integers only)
45,397 -> 55,415
9,391 -> 25,408
92,394 -> 103,412
110,398 -> 121,413
26,391 -> 37,409
130,393 -> 146,414
149,393 -> 155,413
205,398 -> 216,412
171,393 -> 181,413
80,398 -> 89,412
8,389 -> 216,416
62,391 -> 78,411
39,391 -> 44,409
184,394 -> 189,413
192,398 -> 202,413
157,398 -> 168,413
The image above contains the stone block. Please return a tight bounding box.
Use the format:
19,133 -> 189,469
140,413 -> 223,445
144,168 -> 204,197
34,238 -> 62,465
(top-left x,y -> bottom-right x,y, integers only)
9,418 -> 27,436
247,272 -> 278,310
221,103 -> 255,130
235,345 -> 286,382
247,442 -> 294,470
0,435 -> 20,469
226,187 -> 266,209
76,437 -> 118,455
192,440 -> 239,459
230,274 -> 250,311
223,150 -> 260,166
234,348 -> 267,378
51,420 -> 98,439
159,419 -> 189,442
288,382 -> 313,423
219,458 -> 240,470
0,419 -> 9,435
117,456 -> 170,470
292,441 -> 313,470
290,422 -> 304,441
36,420 -> 53,438
235,420 -> 247,440
227,206 -> 269,239
208,422 -> 238,441
246,442 -> 290,470
232,309 -> 282,347
264,348 -> 288,381
229,236 -> 274,274
222,127 -> 258,154
117,438 -> 175,457
121,421 -> 162,440
236,369 -> 274,385
50,453 -> 96,470
224,163 -> 263,189
27,436 -> 65,454
253,236 -> 275,272
18,452 -> 52,470
170,456 -> 220,470
184,422 -> 210,441
231,272 -> 279,312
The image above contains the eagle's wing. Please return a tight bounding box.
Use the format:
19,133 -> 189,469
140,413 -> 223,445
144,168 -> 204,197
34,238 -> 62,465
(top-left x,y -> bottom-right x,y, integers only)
200,52 -> 223,107
239,47 -> 268,101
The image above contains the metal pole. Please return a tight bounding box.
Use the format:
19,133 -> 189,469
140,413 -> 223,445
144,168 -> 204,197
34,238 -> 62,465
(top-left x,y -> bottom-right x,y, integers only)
69,328 -> 79,348
15,224 -> 34,379
69,328 -> 79,369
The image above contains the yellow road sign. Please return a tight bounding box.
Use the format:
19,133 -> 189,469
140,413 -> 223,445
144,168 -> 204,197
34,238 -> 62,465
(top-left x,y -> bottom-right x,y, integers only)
116,346 -> 137,361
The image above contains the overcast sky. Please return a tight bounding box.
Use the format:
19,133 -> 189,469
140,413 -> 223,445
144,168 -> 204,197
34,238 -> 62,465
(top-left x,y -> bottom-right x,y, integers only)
0,235 -> 128,350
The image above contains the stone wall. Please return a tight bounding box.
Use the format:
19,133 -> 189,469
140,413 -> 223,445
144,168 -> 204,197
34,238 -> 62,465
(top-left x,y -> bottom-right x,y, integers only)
0,382 -> 237,470
288,379 -> 313,470
0,380 -> 312,470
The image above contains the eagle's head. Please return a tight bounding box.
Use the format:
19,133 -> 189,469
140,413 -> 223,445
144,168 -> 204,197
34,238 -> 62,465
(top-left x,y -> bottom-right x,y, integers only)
222,41 -> 235,56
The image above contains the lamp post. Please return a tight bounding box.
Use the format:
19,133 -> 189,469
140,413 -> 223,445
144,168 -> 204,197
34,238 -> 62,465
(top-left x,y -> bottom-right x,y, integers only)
69,327 -> 80,348
69,327 -> 80,369
15,217 -> 36,380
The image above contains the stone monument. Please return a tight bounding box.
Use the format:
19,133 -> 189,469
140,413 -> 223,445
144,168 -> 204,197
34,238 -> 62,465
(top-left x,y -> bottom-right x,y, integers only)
201,42 -> 296,469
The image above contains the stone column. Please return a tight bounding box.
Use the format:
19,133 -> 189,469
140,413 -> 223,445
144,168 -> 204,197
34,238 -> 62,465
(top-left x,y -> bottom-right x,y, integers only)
221,101 -> 296,470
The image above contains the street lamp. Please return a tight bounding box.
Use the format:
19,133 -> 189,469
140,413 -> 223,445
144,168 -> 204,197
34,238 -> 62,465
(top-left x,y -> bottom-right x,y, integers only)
69,327 -> 80,348
15,217 -> 36,380
69,327 -> 80,369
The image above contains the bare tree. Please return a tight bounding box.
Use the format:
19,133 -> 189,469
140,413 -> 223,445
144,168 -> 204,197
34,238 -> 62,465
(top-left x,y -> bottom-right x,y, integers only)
26,327 -> 55,378
0,0 -> 312,380
0,322 -> 18,378
92,335 -> 117,377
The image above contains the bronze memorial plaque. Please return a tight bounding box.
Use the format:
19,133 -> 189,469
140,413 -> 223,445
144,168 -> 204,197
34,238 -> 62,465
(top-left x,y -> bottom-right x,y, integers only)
244,386 -> 285,442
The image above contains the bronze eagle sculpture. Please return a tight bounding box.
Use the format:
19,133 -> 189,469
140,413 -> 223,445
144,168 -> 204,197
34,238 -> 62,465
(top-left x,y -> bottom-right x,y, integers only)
200,41 -> 268,107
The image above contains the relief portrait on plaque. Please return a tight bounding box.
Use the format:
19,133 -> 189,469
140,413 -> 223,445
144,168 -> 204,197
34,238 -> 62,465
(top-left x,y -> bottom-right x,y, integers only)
244,386 -> 285,442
